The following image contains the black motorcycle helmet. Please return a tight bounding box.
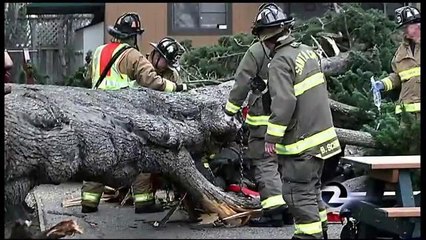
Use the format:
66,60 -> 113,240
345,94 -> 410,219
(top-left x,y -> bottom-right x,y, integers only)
107,12 -> 145,39
395,6 -> 421,28
251,3 -> 294,38
149,37 -> 185,69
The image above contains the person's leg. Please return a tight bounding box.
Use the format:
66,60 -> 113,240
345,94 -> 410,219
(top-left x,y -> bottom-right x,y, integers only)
279,155 -> 323,239
81,181 -> 104,213
315,159 -> 328,239
249,137 -> 286,227
132,173 -> 164,213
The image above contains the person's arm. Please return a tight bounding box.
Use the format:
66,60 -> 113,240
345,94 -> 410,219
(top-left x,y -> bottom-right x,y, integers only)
225,51 -> 258,116
265,56 -> 296,144
119,49 -> 186,92
380,58 -> 401,91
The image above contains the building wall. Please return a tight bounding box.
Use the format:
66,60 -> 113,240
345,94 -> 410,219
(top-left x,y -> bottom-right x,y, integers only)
83,22 -> 104,57
104,3 -> 260,53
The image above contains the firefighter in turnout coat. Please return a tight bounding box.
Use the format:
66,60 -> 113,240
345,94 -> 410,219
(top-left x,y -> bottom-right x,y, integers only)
82,12 -> 188,214
373,6 -> 421,118
252,4 -> 341,239
224,3 -> 293,227
131,36 -> 186,213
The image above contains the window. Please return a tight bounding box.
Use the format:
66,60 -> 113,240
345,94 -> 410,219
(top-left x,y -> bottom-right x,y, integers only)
168,3 -> 232,35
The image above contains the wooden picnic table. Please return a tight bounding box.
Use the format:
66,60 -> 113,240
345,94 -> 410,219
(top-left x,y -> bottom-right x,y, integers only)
340,155 -> 420,239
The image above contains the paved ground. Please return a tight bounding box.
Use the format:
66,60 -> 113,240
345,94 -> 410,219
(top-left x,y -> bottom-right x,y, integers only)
29,183 -> 343,239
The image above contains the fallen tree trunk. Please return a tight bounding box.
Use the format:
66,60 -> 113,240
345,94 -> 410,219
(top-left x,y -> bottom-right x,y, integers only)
4,83 -> 258,231
4,83 -> 375,230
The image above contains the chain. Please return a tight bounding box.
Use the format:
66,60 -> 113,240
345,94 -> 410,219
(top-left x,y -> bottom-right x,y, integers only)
237,126 -> 245,194
205,160 -> 218,186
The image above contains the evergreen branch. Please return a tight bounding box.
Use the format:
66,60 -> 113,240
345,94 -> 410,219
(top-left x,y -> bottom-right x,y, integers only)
209,52 -> 246,61
233,37 -> 255,48
180,66 -> 203,81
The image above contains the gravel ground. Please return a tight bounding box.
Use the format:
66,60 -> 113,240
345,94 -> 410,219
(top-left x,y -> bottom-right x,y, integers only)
30,183 -> 343,239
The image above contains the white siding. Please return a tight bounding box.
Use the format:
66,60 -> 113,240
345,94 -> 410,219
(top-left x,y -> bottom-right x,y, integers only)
83,22 -> 104,57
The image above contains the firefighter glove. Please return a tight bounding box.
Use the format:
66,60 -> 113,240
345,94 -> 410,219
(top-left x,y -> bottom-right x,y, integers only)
372,81 -> 384,91
175,83 -> 188,92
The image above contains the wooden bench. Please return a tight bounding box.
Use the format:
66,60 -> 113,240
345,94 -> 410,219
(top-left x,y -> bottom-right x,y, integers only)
378,207 -> 420,218
341,156 -> 420,183
340,156 -> 420,239
341,155 -> 420,206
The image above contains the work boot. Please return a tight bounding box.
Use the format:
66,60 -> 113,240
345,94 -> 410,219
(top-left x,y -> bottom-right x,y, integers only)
81,205 -> 98,213
135,200 -> 164,214
248,205 -> 287,227
282,206 -> 294,225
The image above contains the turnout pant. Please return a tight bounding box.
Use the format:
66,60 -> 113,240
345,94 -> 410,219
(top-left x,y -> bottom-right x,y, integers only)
132,173 -> 161,208
81,181 -> 105,208
278,154 -> 325,239
81,173 -> 158,209
248,136 -> 286,209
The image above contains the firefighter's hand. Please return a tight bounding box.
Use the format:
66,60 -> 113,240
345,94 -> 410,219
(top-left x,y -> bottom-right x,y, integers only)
372,81 -> 384,91
265,142 -> 276,156
175,84 -> 188,92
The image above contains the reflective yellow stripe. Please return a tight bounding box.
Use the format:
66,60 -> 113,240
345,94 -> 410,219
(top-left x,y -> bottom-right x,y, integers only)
294,72 -> 325,96
399,67 -> 420,81
294,221 -> 323,235
267,122 -> 287,137
164,79 -> 176,92
395,102 -> 421,114
316,139 -> 342,159
245,114 -> 269,126
319,210 -> 327,222
82,192 -> 101,203
261,195 -> 286,209
381,77 -> 393,91
276,127 -> 337,155
92,45 -> 105,88
225,100 -> 240,114
134,193 -> 154,203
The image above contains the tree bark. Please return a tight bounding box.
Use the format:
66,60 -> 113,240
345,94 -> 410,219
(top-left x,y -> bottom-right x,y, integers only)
320,52 -> 350,76
4,83 -> 259,227
335,128 -> 376,148
4,83 -> 375,227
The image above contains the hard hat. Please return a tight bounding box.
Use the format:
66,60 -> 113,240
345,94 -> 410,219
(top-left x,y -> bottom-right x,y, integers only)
107,12 -> 144,39
395,6 -> 421,28
150,37 -> 185,69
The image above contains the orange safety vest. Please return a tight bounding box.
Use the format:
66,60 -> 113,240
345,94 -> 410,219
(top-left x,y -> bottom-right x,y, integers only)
91,43 -> 131,90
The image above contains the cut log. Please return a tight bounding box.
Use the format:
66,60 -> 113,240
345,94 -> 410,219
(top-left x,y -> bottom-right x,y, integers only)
335,127 -> 376,148
329,98 -> 373,128
4,83 -> 376,232
320,52 -> 350,76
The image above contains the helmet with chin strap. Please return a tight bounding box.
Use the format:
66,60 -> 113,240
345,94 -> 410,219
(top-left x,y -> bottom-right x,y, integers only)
251,3 -> 295,41
107,12 -> 144,39
395,6 -> 421,28
150,37 -> 185,69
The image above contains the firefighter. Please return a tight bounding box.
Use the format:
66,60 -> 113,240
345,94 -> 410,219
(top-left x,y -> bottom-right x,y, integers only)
252,5 -> 341,239
81,12 -> 188,214
372,6 -> 420,119
224,3 -> 290,227
148,37 -> 185,84
131,36 -> 186,214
